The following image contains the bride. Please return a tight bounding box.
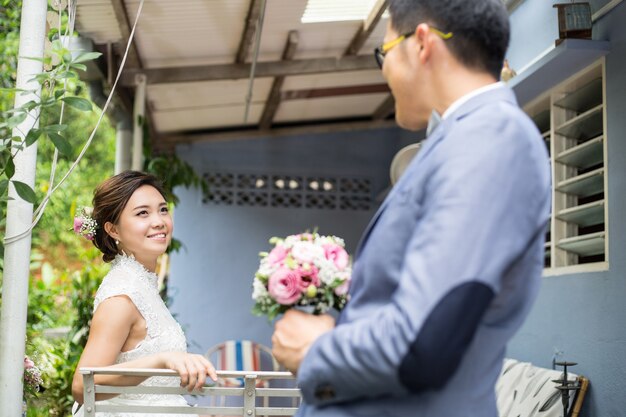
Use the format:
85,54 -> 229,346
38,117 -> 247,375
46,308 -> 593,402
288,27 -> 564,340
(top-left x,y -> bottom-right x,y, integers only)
71,171 -> 216,416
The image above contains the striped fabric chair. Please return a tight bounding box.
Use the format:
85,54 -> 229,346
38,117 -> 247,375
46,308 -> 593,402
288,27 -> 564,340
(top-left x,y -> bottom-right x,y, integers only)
205,340 -> 280,387
203,340 -> 283,416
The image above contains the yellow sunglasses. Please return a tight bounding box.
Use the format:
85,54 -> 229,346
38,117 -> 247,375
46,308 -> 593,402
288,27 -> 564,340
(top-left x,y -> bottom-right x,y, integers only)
374,27 -> 453,68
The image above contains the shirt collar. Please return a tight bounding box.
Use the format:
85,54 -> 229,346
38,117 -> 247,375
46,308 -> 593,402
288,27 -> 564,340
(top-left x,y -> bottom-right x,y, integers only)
442,81 -> 505,120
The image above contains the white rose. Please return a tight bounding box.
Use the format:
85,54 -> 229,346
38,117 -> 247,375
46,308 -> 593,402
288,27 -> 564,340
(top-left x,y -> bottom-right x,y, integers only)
252,279 -> 269,300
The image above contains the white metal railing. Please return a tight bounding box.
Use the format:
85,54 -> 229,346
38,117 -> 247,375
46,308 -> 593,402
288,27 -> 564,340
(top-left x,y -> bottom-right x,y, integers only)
79,368 -> 301,416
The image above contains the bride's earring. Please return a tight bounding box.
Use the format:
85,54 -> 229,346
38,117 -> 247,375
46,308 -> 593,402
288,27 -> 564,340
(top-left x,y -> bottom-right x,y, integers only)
115,239 -> 119,245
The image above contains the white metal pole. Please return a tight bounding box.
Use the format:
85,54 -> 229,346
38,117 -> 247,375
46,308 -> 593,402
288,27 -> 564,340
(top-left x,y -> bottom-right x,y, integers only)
131,74 -> 147,171
115,119 -> 132,174
0,0 -> 47,415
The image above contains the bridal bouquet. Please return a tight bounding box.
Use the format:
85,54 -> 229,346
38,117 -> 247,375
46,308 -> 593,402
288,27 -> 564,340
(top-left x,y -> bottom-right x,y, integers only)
252,232 -> 352,320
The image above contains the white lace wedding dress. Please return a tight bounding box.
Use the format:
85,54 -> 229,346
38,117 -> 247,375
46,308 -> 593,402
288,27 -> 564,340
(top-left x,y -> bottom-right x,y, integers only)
72,254 -> 197,417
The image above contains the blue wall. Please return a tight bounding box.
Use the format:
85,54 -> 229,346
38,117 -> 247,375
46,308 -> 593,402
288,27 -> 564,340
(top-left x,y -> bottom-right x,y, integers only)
506,2 -> 626,415
170,2 -> 626,413
169,127 -> 417,352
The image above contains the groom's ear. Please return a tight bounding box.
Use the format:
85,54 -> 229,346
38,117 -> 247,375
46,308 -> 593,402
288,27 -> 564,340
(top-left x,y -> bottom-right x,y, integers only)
104,222 -> 119,240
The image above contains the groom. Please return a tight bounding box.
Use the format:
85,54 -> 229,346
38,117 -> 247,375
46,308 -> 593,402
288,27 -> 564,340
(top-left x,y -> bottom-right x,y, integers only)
272,1 -> 551,416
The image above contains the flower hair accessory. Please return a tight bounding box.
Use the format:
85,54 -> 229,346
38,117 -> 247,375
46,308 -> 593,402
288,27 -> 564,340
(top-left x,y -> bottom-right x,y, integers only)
73,207 -> 98,241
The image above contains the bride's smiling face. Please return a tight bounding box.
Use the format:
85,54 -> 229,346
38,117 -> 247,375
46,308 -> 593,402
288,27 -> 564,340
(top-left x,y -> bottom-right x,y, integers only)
106,185 -> 173,264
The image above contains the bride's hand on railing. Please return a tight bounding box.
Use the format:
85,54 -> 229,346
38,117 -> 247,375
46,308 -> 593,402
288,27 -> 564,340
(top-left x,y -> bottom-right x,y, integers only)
159,352 -> 218,392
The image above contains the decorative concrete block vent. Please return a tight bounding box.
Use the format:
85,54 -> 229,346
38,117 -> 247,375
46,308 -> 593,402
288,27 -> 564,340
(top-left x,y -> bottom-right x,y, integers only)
203,172 -> 373,211
496,358 -> 589,417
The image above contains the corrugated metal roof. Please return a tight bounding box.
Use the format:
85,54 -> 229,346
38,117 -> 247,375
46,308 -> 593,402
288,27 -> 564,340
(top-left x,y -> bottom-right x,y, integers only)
75,0 -> 392,133
301,0 -> 381,23
75,0 -> 122,44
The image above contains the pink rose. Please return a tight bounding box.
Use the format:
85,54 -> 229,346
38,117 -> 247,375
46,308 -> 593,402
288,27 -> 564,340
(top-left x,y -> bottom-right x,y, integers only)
268,267 -> 303,305
73,217 -> 83,234
334,279 -> 350,296
298,264 -> 320,290
24,357 -> 35,369
291,241 -> 323,263
267,245 -> 288,265
323,244 -> 349,270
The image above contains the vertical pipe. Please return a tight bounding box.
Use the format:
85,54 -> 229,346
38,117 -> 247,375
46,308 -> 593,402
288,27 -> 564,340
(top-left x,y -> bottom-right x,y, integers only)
132,73 -> 147,171
115,118 -> 132,174
0,0 -> 47,415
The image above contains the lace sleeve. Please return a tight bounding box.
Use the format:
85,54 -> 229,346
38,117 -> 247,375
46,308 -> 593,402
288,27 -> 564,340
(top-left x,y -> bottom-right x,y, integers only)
94,269 -> 158,338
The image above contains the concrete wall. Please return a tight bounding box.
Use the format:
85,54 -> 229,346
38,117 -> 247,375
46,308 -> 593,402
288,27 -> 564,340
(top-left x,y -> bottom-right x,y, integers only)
169,127 -> 417,352
506,1 -> 626,415
170,2 -> 626,413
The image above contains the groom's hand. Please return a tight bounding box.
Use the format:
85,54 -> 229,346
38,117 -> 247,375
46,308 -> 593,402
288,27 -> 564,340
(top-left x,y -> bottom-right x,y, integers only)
272,310 -> 335,374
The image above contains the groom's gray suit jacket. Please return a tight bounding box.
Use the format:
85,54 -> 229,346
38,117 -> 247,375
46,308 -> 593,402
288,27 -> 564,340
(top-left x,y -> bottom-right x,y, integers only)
295,86 -> 551,417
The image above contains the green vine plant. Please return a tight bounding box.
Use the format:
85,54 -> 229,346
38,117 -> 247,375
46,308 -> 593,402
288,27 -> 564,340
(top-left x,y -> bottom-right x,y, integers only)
0,0 -> 111,252
0,40 -> 100,202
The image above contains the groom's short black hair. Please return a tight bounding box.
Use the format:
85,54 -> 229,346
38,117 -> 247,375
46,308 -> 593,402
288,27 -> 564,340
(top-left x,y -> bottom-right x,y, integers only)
388,0 -> 510,79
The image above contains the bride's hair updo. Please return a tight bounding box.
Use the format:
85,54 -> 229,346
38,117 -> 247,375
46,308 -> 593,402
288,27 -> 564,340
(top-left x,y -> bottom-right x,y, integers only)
92,170 -> 168,262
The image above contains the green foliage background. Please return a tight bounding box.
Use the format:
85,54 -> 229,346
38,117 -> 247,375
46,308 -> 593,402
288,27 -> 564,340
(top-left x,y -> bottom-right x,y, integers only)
1,2 -> 206,415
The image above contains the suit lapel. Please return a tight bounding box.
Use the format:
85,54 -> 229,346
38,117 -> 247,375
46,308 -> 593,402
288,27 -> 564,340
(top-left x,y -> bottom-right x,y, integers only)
354,125 -> 446,259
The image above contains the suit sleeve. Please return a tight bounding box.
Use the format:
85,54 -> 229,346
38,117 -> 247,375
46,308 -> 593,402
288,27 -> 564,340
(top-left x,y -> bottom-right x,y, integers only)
296,112 -> 551,406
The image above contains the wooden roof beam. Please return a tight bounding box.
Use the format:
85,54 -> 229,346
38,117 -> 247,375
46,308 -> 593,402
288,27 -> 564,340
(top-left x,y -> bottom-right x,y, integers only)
258,30 -> 299,130
236,0 -> 265,64
373,94 -> 395,120
344,0 -> 388,56
120,55 -> 378,86
160,119 -> 399,145
110,0 -> 142,68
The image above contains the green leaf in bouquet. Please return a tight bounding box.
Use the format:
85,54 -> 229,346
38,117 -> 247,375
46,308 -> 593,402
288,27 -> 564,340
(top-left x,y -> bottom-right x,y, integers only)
324,291 -> 335,309
269,237 -> 283,245
285,256 -> 297,269
267,304 -> 286,322
251,303 -> 266,317
254,272 -> 268,283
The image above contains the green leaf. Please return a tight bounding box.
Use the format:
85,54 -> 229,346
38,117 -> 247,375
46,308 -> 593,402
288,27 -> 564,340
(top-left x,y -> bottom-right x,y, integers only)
43,124 -> 68,133
70,63 -> 87,72
12,180 -> 37,203
58,71 -> 78,80
0,87 -> 28,93
72,52 -> 102,64
7,112 -> 27,128
25,128 -> 42,146
54,89 -> 65,100
28,73 -> 50,84
0,179 -> 9,196
6,155 -> 15,178
47,132 -> 73,156
21,100 -> 38,111
20,56 -> 45,63
61,96 -> 92,112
